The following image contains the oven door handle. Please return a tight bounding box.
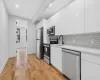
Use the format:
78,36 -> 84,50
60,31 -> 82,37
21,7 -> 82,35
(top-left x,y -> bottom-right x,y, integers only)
45,48 -> 47,52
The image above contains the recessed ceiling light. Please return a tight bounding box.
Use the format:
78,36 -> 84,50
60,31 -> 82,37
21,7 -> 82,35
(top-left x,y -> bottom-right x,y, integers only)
16,4 -> 19,8
49,3 -> 52,7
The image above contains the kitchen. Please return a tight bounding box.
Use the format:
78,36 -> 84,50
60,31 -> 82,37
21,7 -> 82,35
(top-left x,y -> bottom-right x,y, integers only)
0,0 -> 100,80
36,0 -> 100,79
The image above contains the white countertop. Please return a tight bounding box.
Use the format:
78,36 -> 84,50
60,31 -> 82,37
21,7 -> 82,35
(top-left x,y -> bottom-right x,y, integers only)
51,44 -> 100,56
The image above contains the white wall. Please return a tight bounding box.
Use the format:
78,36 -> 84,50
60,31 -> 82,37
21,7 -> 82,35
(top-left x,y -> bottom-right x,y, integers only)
0,0 -> 8,73
8,15 -> 36,58
27,20 -> 36,54
8,15 -> 17,58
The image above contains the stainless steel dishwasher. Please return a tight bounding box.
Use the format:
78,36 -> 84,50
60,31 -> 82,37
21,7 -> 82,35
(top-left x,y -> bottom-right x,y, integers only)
62,48 -> 81,80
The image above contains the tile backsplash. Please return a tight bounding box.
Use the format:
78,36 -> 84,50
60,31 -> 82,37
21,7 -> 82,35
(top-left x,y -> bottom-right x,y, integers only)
60,32 -> 100,49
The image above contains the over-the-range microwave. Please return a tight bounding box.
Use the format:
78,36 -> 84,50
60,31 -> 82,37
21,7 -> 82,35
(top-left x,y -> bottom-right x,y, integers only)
47,26 -> 55,36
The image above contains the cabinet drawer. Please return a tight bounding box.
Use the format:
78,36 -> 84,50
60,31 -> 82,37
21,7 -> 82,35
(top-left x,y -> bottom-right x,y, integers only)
81,53 -> 100,65
81,60 -> 100,80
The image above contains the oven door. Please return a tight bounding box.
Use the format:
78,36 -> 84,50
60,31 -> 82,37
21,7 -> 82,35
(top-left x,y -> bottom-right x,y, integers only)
44,45 -> 50,57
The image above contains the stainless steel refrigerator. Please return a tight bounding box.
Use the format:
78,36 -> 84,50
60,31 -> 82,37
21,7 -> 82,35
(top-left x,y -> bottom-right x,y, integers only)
36,27 -> 43,59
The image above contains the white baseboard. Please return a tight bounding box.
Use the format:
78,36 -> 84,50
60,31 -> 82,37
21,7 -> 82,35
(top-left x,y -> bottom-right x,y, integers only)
27,53 -> 36,54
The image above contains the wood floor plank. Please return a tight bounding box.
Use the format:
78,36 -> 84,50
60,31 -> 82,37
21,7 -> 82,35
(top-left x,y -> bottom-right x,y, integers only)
0,54 -> 68,80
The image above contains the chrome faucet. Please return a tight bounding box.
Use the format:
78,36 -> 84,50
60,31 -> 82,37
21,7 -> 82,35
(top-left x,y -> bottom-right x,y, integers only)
59,35 -> 64,44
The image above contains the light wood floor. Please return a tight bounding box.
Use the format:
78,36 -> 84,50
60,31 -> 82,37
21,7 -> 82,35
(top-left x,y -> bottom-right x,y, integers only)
0,54 -> 68,80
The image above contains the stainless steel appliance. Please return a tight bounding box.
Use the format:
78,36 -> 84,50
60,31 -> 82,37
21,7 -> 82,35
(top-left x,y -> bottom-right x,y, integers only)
43,37 -> 58,64
47,26 -> 55,36
50,38 -> 58,44
62,48 -> 81,80
47,29 -> 51,35
36,27 -> 44,59
44,44 -> 50,64
50,26 -> 55,35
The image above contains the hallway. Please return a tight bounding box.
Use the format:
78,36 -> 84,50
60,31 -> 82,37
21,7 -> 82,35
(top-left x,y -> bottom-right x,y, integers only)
0,54 -> 67,80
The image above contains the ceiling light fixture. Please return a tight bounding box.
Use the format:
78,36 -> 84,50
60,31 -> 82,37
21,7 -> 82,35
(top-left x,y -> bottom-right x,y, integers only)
49,3 -> 52,7
16,4 -> 19,8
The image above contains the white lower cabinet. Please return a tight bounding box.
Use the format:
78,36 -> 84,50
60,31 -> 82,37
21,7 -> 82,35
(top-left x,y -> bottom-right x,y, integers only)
81,60 -> 100,80
50,46 -> 62,72
81,53 -> 100,80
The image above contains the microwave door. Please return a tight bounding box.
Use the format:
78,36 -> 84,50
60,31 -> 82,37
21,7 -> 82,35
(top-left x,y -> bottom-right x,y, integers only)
48,29 -> 51,35
51,27 -> 55,35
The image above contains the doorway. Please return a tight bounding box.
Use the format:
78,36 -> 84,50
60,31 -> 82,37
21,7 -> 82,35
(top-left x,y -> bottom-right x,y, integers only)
16,20 -> 27,54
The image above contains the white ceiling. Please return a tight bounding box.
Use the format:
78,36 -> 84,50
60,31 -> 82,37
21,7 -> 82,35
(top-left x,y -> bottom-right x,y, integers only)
4,0 -> 74,22
36,0 -> 74,22
4,0 -> 53,20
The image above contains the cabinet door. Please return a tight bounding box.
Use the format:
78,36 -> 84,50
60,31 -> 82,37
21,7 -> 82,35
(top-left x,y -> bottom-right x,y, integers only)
85,0 -> 100,33
43,20 -> 49,43
81,60 -> 100,80
63,0 -> 84,34
51,46 -> 62,72
73,0 -> 84,34
55,4 -> 75,35
51,46 -> 56,66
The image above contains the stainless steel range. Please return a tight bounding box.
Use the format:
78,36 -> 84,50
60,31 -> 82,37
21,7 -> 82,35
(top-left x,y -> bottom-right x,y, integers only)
44,44 -> 50,64
44,38 -> 58,64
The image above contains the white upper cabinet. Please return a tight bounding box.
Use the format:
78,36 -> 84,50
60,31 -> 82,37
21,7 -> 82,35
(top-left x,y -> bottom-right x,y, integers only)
73,0 -> 84,34
48,0 -> 84,35
85,0 -> 100,33
43,19 -> 49,43
48,0 -> 100,35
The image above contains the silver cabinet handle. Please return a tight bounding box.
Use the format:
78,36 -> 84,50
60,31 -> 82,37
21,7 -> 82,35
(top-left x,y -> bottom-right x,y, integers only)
62,48 -> 81,56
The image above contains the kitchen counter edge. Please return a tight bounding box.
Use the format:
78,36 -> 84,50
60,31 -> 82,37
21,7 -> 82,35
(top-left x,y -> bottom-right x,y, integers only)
51,44 -> 100,56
